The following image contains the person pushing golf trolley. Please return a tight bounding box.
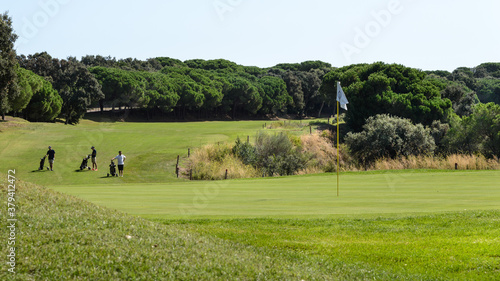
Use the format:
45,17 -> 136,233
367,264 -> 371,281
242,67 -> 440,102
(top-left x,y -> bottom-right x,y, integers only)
111,151 -> 126,177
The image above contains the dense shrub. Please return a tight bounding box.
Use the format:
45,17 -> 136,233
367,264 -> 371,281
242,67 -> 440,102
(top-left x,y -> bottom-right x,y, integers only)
345,114 -> 436,164
253,132 -> 308,176
233,132 -> 311,176
232,137 -> 257,165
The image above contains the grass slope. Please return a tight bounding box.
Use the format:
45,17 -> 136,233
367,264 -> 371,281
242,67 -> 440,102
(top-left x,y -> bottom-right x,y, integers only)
0,119 -> 320,187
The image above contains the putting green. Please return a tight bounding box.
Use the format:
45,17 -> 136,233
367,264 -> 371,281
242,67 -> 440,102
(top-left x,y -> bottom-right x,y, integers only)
51,170 -> 500,219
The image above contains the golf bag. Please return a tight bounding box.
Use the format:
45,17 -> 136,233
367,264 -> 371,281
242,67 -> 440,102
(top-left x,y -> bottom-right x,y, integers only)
39,156 -> 48,170
108,160 -> 118,177
80,155 -> 91,170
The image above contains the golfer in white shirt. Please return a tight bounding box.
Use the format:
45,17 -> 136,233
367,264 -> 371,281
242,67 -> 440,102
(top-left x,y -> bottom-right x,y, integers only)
112,151 -> 126,177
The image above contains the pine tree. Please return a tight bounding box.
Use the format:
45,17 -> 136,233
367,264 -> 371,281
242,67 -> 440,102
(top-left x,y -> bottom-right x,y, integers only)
0,12 -> 19,120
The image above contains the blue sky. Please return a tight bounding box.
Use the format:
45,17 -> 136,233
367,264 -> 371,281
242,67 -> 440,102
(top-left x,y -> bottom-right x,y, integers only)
5,0 -> 500,71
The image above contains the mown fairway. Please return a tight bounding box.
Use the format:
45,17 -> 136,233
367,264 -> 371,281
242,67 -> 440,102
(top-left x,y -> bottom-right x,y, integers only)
0,118 -> 276,186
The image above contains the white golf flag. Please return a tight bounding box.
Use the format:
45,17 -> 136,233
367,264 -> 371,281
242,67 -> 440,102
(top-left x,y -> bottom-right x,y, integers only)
337,82 -> 349,110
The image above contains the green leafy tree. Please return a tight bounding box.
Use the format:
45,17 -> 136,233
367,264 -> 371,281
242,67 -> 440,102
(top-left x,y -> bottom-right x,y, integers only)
299,69 -> 327,117
471,103 -> 500,157
184,59 -> 241,72
12,67 -> 62,122
90,67 -> 146,112
80,55 -> 117,68
440,84 -> 477,116
474,63 -> 500,78
166,72 -> 204,118
10,67 -> 36,114
57,59 -> 104,124
429,120 -> 450,155
444,103 -> 500,157
0,12 -> 19,120
321,63 -> 453,131
17,52 -> 57,82
257,76 -> 291,115
153,57 -> 187,68
273,60 -> 331,72
451,67 -> 477,90
223,76 -> 262,118
476,79 -> 500,105
186,69 -> 224,112
139,71 -> 179,114
19,53 -> 104,124
24,77 -> 62,122
281,71 -> 305,114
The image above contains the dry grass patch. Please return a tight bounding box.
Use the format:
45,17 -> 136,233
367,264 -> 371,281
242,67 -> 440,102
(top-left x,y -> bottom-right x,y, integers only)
373,154 -> 500,171
184,143 -> 259,180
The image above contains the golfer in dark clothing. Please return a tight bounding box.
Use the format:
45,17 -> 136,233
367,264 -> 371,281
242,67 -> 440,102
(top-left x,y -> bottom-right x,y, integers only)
91,146 -> 97,171
46,146 -> 55,171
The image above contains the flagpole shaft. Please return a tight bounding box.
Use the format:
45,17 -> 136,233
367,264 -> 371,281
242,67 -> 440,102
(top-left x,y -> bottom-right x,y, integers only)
337,100 -> 340,197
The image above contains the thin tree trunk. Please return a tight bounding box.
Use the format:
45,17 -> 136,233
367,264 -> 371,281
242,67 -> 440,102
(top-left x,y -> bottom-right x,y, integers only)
317,101 -> 325,118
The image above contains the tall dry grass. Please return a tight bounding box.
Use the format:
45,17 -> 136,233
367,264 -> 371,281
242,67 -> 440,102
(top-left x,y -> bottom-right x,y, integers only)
372,154 -> 500,171
184,144 -> 260,180
299,131 -> 358,173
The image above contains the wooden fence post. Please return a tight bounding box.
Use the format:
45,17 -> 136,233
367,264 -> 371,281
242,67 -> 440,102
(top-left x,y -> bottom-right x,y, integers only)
176,155 -> 180,178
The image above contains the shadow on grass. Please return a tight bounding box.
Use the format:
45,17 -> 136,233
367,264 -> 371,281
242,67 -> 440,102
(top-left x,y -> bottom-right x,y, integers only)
75,169 -> 93,172
30,169 -> 50,173
99,175 -> 119,179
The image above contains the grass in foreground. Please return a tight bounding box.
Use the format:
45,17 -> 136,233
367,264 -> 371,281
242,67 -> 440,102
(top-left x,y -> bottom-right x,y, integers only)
157,211 -> 500,280
0,177 -> 368,280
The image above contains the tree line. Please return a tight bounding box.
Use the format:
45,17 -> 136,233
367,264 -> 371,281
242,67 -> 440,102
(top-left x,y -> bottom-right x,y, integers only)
1,11 -> 500,161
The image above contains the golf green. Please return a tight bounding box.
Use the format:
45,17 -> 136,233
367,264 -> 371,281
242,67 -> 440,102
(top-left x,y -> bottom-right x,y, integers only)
51,170 -> 500,219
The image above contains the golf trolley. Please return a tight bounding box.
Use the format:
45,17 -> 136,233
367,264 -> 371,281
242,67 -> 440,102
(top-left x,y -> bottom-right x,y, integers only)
107,160 -> 118,177
80,154 -> 92,170
38,156 -> 49,171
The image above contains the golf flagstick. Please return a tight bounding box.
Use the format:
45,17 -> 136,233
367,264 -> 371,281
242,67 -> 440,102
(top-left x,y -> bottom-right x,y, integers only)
336,82 -> 348,197
337,98 -> 340,197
